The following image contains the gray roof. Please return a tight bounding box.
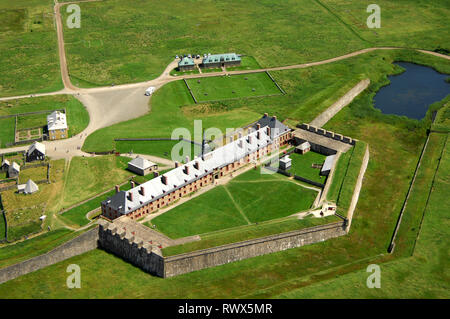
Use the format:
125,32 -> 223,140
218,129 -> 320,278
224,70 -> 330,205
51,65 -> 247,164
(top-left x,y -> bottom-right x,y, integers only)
24,179 -> 39,194
1,159 -> 10,167
253,114 -> 291,138
279,155 -> 291,164
202,53 -> 241,64
128,157 -> 156,170
47,111 -> 67,131
104,124 -> 278,215
9,162 -> 20,172
296,141 -> 311,151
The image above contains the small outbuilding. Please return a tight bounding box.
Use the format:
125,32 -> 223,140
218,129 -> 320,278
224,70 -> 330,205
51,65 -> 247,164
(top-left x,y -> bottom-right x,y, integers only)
8,162 -> 20,178
320,155 -> 336,176
1,159 -> 10,172
27,141 -> 46,162
127,157 -> 158,176
47,111 -> 68,140
279,155 -> 292,170
18,179 -> 39,194
296,141 -> 311,155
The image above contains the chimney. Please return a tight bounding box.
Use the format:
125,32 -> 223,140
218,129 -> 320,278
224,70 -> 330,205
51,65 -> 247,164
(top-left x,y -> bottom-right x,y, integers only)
175,161 -> 180,168
238,132 -> 242,139
256,131 -> 260,140
194,161 -> 199,170
263,113 -> 268,118
257,123 -> 261,130
184,166 -> 190,175
130,181 -> 135,188
128,192 -> 133,202
248,135 -> 252,144
115,185 -> 119,193
153,171 -> 159,177
139,186 -> 145,196
272,115 -> 277,121
185,156 -> 190,163
238,140 -> 243,148
267,126 -> 271,136
161,175 -> 167,185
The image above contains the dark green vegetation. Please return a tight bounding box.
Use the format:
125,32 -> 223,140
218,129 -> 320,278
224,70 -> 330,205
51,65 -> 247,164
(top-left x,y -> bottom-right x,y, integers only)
0,95 -> 89,147
0,51 -> 449,298
163,215 -> 340,256
115,139 -> 202,161
277,133 -> 449,298
0,0 -> 62,96
286,151 -> 327,183
187,73 -> 282,102
149,169 -> 317,238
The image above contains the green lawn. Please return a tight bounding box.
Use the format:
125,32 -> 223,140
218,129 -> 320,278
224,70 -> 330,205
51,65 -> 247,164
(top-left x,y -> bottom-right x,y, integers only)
149,168 -> 318,238
115,139 -> 202,162
61,155 -> 134,209
0,95 -> 89,145
226,56 -> 262,71
285,151 -> 327,184
326,150 -> 352,203
0,0 -> 62,97
19,166 -> 47,184
59,0 -> 367,87
187,72 -> 282,102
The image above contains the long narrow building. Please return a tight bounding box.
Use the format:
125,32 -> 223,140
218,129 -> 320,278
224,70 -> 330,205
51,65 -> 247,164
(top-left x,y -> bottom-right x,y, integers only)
101,115 -> 292,221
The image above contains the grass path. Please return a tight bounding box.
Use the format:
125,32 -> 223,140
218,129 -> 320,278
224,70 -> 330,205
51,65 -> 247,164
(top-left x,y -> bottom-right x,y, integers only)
223,185 -> 251,225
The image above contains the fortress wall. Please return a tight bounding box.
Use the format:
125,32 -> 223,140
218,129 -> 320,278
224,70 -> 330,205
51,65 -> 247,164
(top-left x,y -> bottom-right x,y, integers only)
163,222 -> 346,278
0,227 -> 99,285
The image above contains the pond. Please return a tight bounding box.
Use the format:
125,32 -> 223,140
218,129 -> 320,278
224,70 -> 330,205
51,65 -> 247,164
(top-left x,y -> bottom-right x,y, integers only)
373,62 -> 449,120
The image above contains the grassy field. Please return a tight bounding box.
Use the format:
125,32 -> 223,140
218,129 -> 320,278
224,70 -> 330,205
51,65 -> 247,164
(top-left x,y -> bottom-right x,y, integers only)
321,0 -> 450,51
0,95 -> 89,147
18,165 -> 47,184
276,133 -> 449,298
1,160 -> 66,241
115,139 -> 202,162
163,215 -> 340,256
326,150 -> 352,203
59,0 -> 367,87
226,56 -> 262,72
286,151 -> 327,183
61,155 -> 134,210
0,0 -> 62,97
149,168 -> 317,239
187,73 -> 282,102
0,50 -> 448,298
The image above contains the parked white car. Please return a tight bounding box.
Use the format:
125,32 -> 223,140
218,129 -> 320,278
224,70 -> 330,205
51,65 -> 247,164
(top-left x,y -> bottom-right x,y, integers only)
145,86 -> 155,96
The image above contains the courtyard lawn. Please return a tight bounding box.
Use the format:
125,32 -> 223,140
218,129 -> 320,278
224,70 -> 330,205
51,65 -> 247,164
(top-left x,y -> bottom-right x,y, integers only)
16,113 -> 47,130
286,151 -> 327,184
187,73 -> 282,102
326,150 -> 352,203
61,155 -> 134,209
149,169 -> 318,238
0,0 -> 62,97
115,140 -> 202,162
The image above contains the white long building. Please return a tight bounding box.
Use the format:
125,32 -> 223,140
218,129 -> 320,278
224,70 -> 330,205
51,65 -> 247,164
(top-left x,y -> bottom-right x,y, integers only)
101,115 -> 292,220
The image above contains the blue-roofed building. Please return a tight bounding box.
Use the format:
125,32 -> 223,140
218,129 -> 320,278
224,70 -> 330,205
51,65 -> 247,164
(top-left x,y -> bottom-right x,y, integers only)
201,53 -> 241,69
178,57 -> 195,71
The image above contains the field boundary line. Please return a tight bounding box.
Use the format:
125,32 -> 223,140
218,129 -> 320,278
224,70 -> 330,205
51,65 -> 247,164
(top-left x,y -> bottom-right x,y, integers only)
223,185 -> 251,225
